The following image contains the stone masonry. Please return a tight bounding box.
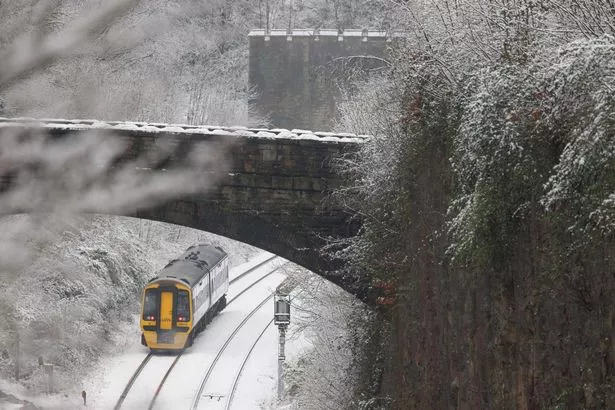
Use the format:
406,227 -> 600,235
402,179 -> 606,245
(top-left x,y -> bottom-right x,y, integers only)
0,118 -> 367,296
248,29 -> 401,131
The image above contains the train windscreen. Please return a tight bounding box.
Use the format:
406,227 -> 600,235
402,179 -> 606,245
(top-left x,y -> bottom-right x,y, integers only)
176,290 -> 190,322
143,289 -> 157,320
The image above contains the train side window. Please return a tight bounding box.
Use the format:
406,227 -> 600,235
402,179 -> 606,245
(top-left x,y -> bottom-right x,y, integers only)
176,290 -> 190,321
143,289 -> 157,320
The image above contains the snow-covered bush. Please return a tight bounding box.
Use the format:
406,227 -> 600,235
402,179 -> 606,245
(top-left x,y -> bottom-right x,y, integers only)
280,267 -> 378,410
540,37 -> 615,236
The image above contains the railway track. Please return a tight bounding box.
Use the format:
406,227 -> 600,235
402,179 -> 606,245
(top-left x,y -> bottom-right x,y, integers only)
190,294 -> 274,410
229,255 -> 278,285
225,318 -> 275,410
113,255 -> 282,410
113,354 -> 153,410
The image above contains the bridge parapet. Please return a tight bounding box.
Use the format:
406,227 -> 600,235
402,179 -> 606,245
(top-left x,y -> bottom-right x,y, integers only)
248,28 -> 403,40
0,117 -> 369,142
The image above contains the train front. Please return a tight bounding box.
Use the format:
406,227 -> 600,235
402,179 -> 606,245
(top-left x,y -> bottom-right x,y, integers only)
140,280 -> 193,350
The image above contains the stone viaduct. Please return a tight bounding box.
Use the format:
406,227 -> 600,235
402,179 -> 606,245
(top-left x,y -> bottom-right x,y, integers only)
0,118 -> 367,296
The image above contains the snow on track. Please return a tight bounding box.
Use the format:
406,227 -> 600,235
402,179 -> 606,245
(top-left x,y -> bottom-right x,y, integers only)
87,338 -> 150,409
229,252 -> 279,281
119,354 -> 177,409
83,253 -> 286,410
153,270 -> 286,410
228,322 -> 280,408
227,256 -> 287,302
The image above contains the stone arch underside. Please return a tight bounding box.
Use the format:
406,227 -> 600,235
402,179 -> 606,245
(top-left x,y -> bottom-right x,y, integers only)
134,197 -> 361,296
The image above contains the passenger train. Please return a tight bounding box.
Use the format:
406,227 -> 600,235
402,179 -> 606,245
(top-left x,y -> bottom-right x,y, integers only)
140,244 -> 229,350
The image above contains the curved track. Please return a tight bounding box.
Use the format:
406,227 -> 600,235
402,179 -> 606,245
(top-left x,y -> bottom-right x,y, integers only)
113,255 -> 282,410
190,295 -> 274,410
147,354 -> 183,409
225,318 -> 275,410
113,354 -> 152,410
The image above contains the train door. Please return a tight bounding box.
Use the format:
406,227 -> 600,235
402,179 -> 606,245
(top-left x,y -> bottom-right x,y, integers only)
160,290 -> 174,330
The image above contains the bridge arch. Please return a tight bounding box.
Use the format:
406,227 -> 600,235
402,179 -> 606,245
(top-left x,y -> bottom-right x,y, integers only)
0,118 -> 366,295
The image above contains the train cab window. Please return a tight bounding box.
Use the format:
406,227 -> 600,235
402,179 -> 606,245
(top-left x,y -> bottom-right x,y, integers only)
143,289 -> 157,321
176,290 -> 190,322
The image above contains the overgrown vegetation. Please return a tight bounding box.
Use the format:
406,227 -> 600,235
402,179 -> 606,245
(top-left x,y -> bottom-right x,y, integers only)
334,1 -> 615,408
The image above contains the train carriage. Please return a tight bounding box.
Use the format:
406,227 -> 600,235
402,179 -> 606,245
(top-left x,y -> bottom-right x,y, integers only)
140,244 -> 229,350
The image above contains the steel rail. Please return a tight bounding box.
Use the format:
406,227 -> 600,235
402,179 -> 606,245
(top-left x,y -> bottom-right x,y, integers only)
115,255 -> 280,410
225,318 -> 275,410
113,353 -> 153,410
227,262 -> 286,305
190,294 -> 275,410
229,255 -> 278,285
147,353 -> 183,410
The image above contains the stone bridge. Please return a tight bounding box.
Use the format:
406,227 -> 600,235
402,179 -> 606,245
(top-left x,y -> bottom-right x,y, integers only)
0,118 -> 368,296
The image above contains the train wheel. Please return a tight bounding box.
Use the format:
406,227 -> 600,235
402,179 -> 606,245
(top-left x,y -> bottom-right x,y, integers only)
219,295 -> 227,311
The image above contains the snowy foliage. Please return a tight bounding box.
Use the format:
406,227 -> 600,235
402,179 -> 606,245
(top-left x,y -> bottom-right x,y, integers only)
331,1 -> 615,407
448,63 -> 543,260
280,267 -> 371,410
328,74 -> 407,281
447,36 -> 615,259
335,76 -> 404,206
0,0 -> 255,124
541,37 -> 615,236
0,214 -> 258,393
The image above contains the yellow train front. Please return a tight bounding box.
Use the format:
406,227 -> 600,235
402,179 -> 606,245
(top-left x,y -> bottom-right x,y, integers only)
140,244 -> 229,351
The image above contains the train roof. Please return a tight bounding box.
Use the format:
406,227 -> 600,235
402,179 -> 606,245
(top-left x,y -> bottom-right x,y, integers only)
149,244 -> 227,287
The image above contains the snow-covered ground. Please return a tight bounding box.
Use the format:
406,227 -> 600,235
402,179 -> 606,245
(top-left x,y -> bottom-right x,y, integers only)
0,255 -> 288,409
0,216 -> 363,410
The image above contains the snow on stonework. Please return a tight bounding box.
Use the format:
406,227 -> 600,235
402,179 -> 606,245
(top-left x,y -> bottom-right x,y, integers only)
0,117 -> 370,143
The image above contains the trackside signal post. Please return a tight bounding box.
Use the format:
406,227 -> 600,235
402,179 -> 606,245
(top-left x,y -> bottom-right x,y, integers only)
274,293 -> 291,400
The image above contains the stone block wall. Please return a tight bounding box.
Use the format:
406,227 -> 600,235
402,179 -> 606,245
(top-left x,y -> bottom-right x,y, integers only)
248,29 -> 400,132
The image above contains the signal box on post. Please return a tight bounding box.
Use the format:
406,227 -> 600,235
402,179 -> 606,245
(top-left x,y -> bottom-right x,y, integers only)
274,294 -> 291,326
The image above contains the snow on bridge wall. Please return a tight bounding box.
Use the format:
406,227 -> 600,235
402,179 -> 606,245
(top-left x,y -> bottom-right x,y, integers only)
0,117 -> 368,142
0,117 -> 367,296
248,28 -> 402,132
